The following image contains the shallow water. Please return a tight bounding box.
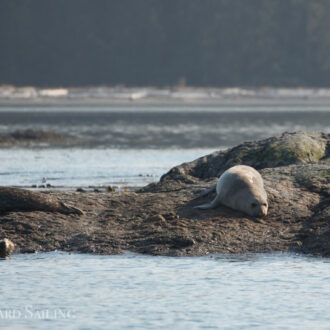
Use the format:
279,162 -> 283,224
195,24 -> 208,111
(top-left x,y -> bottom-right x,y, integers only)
1,105 -> 329,149
0,148 -> 214,188
1,252 -> 330,329
1,104 -> 329,188
1,104 -> 330,328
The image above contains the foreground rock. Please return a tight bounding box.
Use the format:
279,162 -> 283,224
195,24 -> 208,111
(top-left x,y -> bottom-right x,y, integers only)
0,131 -> 329,257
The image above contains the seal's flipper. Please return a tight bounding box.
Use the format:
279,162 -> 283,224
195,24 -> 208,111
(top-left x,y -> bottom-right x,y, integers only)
194,193 -> 222,210
194,202 -> 214,209
199,184 -> 217,197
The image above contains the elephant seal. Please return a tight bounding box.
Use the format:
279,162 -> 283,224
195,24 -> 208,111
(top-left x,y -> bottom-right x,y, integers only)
0,238 -> 15,258
0,186 -> 83,215
195,165 -> 268,217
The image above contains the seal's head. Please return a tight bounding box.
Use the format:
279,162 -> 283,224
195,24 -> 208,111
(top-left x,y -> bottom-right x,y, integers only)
248,196 -> 268,217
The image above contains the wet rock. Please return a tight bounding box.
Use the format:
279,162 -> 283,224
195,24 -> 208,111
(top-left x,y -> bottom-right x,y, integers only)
106,186 -> 116,193
0,129 -> 78,147
0,238 -> 15,258
10,129 -> 67,141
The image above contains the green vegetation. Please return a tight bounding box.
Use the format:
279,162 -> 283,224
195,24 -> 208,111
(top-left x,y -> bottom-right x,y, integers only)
1,0 -> 330,87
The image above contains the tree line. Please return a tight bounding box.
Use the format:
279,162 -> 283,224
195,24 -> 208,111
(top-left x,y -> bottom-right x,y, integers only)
1,0 -> 330,87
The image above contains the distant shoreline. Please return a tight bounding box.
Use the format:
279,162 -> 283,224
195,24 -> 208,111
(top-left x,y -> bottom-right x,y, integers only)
2,86 -> 330,106
3,98 -> 330,107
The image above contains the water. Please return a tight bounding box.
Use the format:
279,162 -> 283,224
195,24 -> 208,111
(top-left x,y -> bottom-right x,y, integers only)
0,148 -> 214,188
1,104 -> 329,188
1,105 -> 329,148
1,252 -> 330,329
1,104 -> 330,329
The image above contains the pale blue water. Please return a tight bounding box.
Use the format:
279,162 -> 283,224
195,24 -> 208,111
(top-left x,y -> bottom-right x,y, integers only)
0,148 -> 214,188
1,252 -> 330,329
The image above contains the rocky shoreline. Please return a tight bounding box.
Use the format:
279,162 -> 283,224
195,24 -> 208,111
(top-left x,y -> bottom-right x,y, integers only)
0,129 -> 79,148
0,131 -> 329,257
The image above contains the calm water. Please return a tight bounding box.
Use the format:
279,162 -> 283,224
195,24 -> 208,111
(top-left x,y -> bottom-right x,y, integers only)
1,104 -> 330,329
1,104 -> 329,188
0,105 -> 330,148
0,148 -> 214,188
1,252 -> 330,329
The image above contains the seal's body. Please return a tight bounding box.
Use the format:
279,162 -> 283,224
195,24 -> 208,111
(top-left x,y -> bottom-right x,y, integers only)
195,165 -> 268,217
0,186 -> 83,215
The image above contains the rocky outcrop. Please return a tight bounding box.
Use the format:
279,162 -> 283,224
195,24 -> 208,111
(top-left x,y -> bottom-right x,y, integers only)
141,131 -> 329,192
0,131 -> 329,257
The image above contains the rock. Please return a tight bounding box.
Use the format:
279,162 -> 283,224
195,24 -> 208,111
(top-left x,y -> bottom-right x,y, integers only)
145,214 -> 166,223
106,186 -> 116,193
140,131 -> 329,192
0,129 -> 79,147
10,129 -> 66,141
0,131 -> 329,257
0,238 -> 15,258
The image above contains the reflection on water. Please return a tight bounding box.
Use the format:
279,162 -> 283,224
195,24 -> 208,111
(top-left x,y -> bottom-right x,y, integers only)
1,252 -> 330,329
